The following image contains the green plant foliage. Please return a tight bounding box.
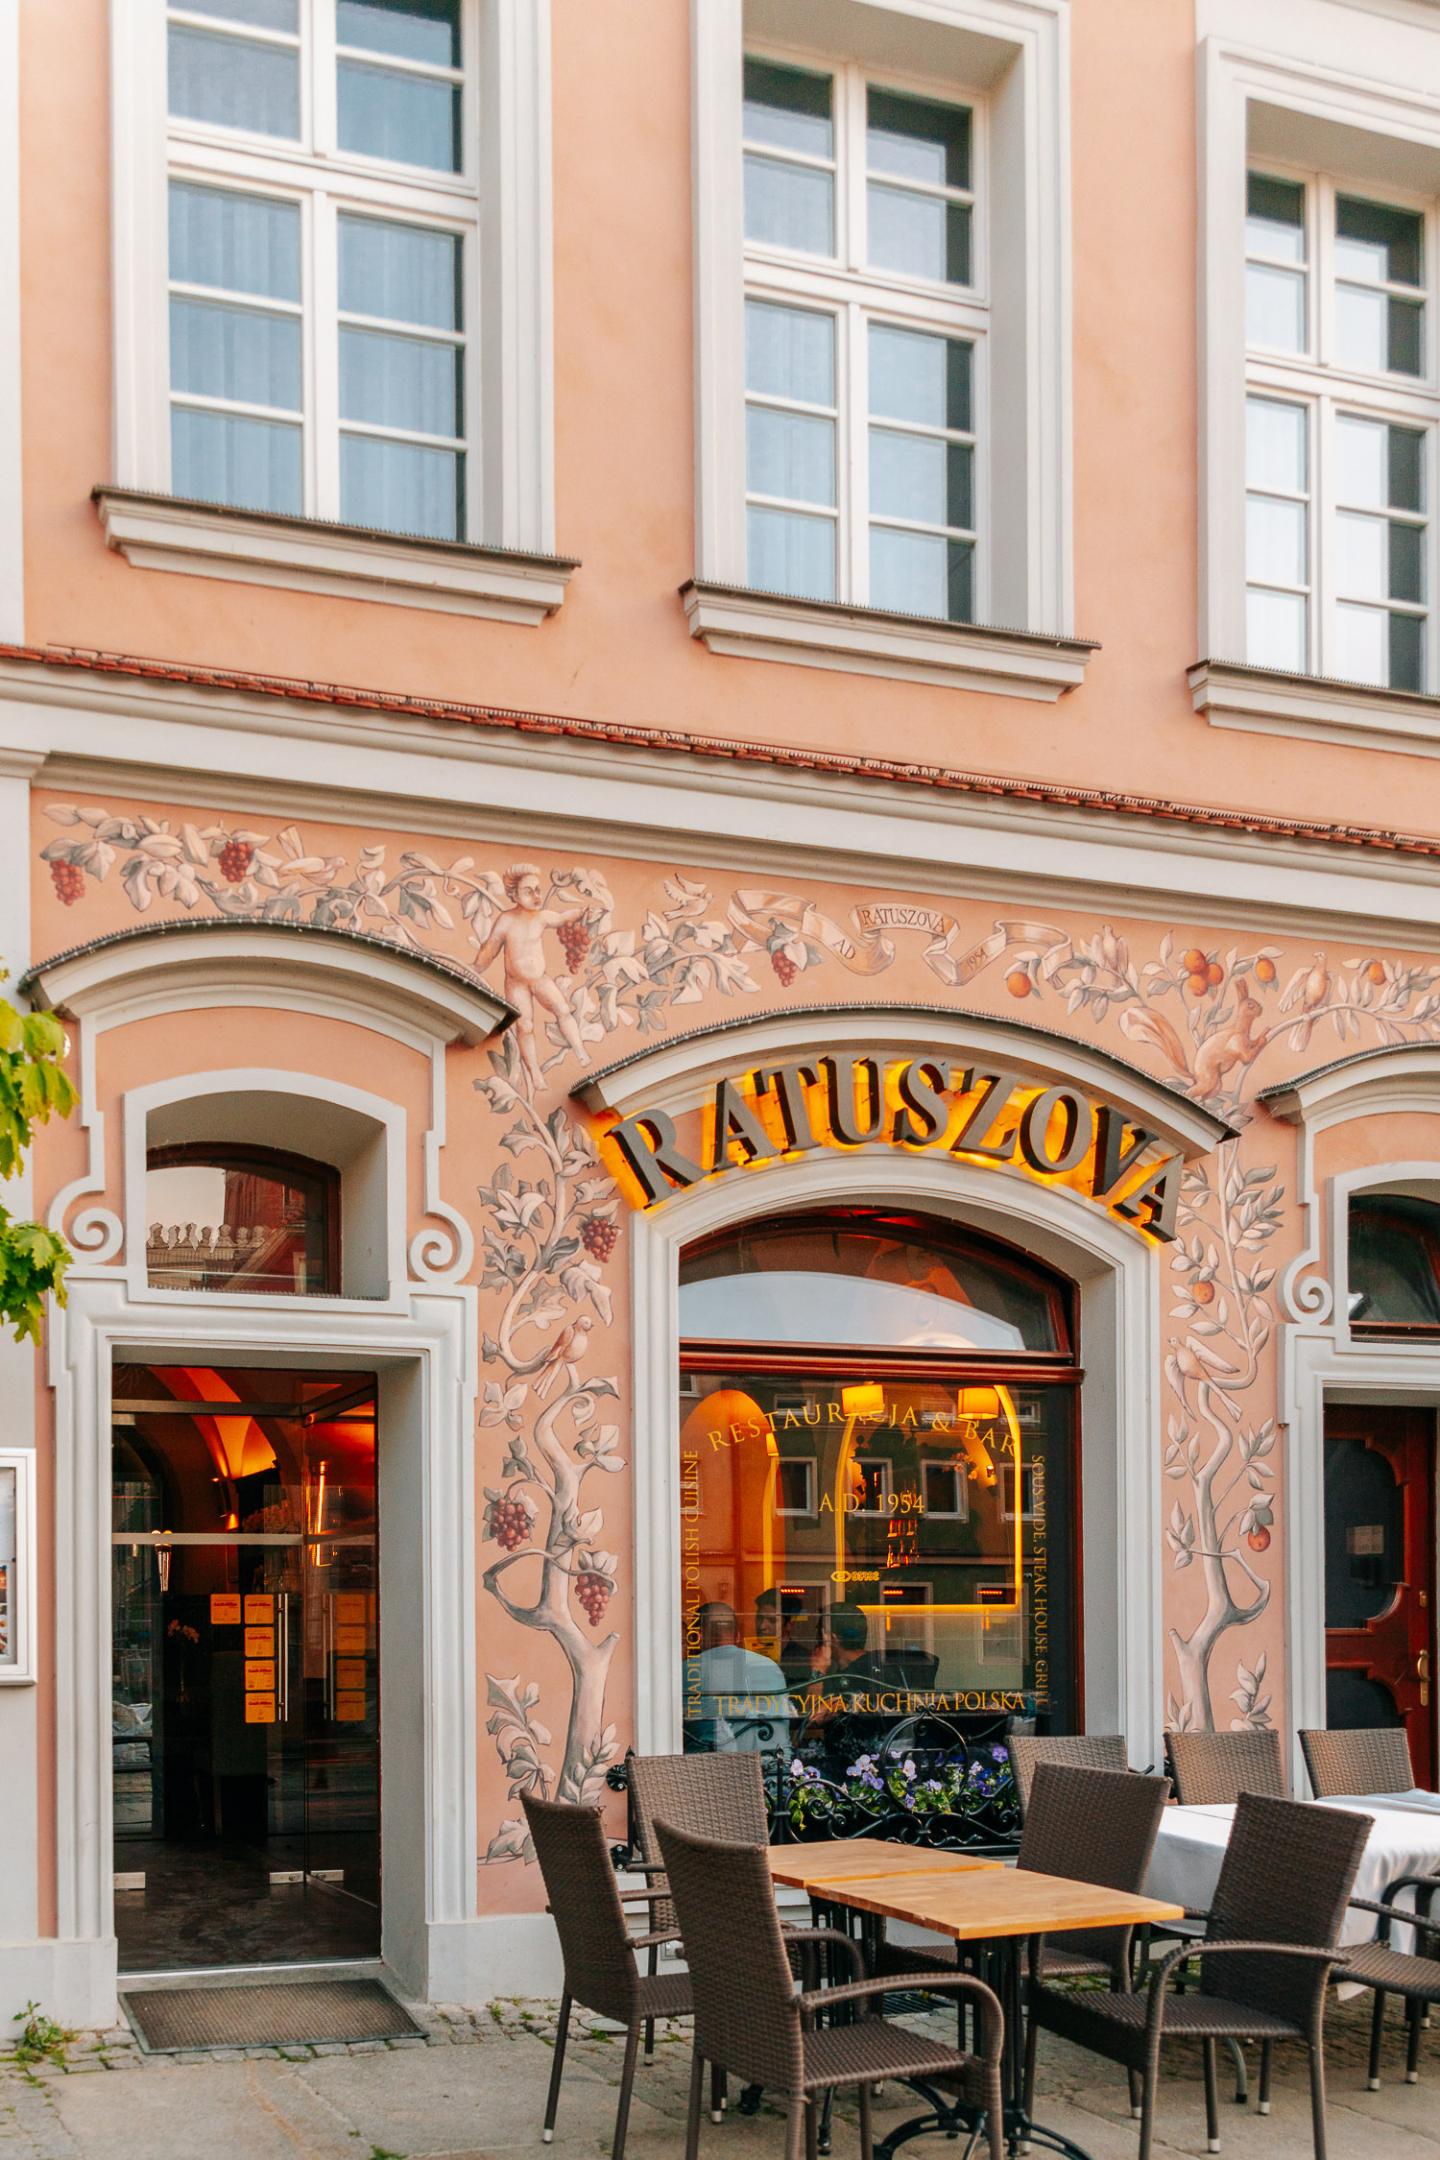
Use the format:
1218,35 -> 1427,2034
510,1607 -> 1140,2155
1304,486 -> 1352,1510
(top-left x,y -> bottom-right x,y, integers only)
0,991 -> 75,1341
8,2000 -> 72,2068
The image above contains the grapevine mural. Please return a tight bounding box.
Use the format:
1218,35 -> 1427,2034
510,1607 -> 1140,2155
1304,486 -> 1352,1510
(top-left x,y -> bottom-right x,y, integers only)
37,800 -> 1440,1862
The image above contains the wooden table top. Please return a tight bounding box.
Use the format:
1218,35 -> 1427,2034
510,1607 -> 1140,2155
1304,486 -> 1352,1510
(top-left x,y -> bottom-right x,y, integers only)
766,1840 -> 1004,1890
816,1864 -> 1185,1942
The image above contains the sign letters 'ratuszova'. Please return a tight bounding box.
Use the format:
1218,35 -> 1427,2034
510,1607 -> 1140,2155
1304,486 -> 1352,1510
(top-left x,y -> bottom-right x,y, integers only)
598,1052 -> 1182,1240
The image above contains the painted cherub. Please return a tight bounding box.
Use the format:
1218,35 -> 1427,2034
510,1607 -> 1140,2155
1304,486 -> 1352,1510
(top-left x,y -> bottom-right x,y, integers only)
473,862 -> 592,1090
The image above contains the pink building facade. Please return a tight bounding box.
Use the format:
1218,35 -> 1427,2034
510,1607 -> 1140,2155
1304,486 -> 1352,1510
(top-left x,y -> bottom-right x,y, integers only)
4,0 -> 1440,2030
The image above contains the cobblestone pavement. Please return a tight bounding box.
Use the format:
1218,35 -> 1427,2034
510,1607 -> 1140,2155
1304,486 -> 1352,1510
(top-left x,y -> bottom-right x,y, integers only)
2,1994 -> 1438,2157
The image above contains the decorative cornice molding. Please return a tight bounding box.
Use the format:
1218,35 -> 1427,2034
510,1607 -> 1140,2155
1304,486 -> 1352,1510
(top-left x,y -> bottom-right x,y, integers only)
23,918 -> 516,1044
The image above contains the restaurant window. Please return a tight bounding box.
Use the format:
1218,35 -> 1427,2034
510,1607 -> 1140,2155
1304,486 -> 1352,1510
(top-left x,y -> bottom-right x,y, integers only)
743,55 -> 983,622
1244,168 -> 1435,692
161,0 -> 474,537
1349,1193 -> 1440,1332
678,1209 -> 1079,1841
146,1144 -> 339,1295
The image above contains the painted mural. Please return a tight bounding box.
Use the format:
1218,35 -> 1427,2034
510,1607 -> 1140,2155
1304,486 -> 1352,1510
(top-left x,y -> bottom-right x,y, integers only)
36,798 -> 1440,1865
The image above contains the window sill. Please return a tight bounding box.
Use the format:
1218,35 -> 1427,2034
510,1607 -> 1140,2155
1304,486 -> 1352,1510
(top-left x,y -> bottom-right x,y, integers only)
680,582 -> 1097,701
1189,658 -> 1440,757
93,488 -> 578,625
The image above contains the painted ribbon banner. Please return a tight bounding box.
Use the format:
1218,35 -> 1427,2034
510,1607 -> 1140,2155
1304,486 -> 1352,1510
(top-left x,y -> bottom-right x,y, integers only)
597,1052 -> 1182,1240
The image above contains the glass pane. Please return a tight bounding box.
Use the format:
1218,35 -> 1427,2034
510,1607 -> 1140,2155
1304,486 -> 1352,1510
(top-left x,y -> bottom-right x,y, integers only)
170,183 -> 300,303
870,525 -> 973,621
336,0 -> 460,68
870,428 -> 973,531
742,57 -> 832,160
1391,611 -> 1426,691
1350,1194 -> 1440,1322
1336,195 -> 1423,287
678,1374 -> 1077,1793
1336,282 -> 1388,374
867,184 -> 970,285
1245,261 -> 1305,352
681,1217 -> 1065,1353
1390,426 -> 1425,514
1336,510 -> 1388,600
170,299 -> 300,410
867,88 -> 970,191
1246,172 -> 1305,261
1246,396 -> 1306,493
1391,522 -> 1424,605
869,324 -> 970,431
1246,494 -> 1306,587
339,216 -> 460,329
1336,601 -> 1388,684
181,0 -> 298,31
171,408 -> 302,514
746,504 -> 835,601
147,1152 -> 334,1294
1388,297 -> 1424,378
338,59 -> 460,171
1246,584 -> 1306,671
745,299 -> 834,406
340,327 -> 460,436
744,153 -> 833,255
168,24 -> 299,138
1336,413 -> 1388,508
340,432 -> 462,537
746,406 -> 835,506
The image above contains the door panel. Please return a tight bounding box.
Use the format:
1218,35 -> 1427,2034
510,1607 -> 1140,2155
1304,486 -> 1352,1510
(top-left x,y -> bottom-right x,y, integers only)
111,1364 -> 380,1972
1323,1405 -> 1435,1788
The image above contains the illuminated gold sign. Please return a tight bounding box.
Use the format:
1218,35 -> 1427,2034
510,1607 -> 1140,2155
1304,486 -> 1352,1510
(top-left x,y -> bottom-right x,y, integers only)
598,1053 -> 1181,1240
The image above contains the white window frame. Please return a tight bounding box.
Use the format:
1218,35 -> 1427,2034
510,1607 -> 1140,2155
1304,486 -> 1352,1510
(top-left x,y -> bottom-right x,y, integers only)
107,0 -> 564,622
688,0 -> 1084,702
1194,22 -> 1440,750
742,44 -> 990,624
1244,160 -> 1439,692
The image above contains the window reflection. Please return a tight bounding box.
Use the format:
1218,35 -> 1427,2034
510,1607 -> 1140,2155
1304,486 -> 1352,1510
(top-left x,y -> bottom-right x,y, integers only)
1349,1194 -> 1440,1330
146,1145 -> 338,1296
678,1212 -> 1078,1844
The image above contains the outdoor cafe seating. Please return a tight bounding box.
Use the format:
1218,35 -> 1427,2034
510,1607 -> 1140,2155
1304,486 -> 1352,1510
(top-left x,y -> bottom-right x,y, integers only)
526,1729 -> 1440,2160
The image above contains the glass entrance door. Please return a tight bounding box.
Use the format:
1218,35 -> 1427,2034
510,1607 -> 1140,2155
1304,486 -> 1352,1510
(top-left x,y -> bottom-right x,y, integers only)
111,1364 -> 381,1972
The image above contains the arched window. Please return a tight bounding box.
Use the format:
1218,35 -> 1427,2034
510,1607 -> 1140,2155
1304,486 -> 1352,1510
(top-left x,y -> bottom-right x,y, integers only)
1349,1193 -> 1440,1332
146,1144 -> 339,1296
676,1208 -> 1080,1839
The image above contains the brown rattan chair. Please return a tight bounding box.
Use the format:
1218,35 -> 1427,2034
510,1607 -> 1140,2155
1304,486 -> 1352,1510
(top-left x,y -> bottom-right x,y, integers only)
1300,1726 -> 1416,1799
654,1814 -> 1006,2160
1028,1791 -> 1369,2160
1166,1727 -> 1287,1806
1017,1763 -> 1169,2121
522,1791 -> 692,2158
1339,1874 -> 1440,2090
1008,1731 -> 1129,1818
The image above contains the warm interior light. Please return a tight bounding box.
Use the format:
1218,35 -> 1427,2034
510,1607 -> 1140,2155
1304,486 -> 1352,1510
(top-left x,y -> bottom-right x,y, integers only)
840,1381 -> 885,1419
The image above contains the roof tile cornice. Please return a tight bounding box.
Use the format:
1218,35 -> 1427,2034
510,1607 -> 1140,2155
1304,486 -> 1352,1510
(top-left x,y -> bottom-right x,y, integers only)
7,638 -> 1440,864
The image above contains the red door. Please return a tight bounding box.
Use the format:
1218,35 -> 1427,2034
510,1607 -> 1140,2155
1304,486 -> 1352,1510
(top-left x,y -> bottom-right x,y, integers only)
1324,1406 -> 1435,1788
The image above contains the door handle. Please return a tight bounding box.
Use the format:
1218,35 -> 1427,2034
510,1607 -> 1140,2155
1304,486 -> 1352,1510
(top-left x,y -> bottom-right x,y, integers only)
1417,1650 -> 1431,1681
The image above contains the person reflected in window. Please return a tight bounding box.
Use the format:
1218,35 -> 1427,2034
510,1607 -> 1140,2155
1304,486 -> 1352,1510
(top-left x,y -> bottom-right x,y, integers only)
807,1601 -> 892,1713
690,1600 -> 792,1755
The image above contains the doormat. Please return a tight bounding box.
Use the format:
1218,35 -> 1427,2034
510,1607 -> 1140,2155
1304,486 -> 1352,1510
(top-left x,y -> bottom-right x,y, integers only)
121,1979 -> 422,2053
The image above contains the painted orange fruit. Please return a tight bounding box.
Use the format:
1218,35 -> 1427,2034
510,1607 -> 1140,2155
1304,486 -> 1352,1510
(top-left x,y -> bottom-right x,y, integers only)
1366,960 -> 1387,986
1254,956 -> 1277,985
1006,969 -> 1032,998
1181,947 -> 1207,975
1247,1526 -> 1271,1552
1192,1279 -> 1216,1305
1186,972 -> 1210,999
1206,960 -> 1225,987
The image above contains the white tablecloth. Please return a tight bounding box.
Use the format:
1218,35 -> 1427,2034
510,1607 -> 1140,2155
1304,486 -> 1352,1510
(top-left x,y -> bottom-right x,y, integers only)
1146,1798 -> 1440,1976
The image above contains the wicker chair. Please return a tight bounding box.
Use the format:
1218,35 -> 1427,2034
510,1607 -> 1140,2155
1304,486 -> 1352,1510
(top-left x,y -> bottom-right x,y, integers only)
654,1815 -> 1006,2160
1028,1792 -> 1369,2160
1166,1727 -> 1287,1806
1008,1732 -> 1129,1818
522,1791 -> 693,2158
1300,1727 -> 1415,1800
1336,1875 -> 1440,2091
